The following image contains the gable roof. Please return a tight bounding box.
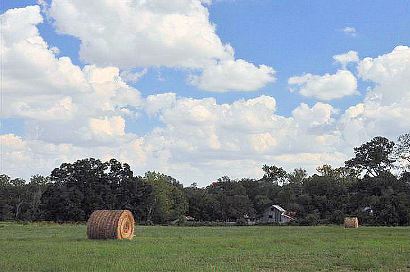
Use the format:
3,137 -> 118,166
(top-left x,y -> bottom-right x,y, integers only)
272,204 -> 286,212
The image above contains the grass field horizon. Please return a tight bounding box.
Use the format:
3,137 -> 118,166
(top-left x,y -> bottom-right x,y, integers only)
1,223 -> 410,271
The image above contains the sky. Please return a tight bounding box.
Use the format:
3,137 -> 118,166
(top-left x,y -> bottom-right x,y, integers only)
1,0 -> 410,186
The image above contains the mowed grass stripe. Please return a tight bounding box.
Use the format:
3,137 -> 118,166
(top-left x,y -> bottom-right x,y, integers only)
0,223 -> 409,271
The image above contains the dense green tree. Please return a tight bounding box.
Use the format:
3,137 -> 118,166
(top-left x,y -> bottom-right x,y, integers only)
204,177 -> 255,221
8,178 -> 32,220
345,136 -> 395,177
184,184 -> 207,220
26,175 -> 49,220
239,178 -> 273,215
350,172 -> 410,225
143,172 -> 188,223
0,175 -> 12,220
40,158 -> 148,222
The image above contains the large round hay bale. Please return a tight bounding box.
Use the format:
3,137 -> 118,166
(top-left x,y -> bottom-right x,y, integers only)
344,217 -> 359,228
87,210 -> 135,240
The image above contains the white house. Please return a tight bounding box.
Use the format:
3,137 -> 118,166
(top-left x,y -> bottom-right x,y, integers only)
260,204 -> 294,224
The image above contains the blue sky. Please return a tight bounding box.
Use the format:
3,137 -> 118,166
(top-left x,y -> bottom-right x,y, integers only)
1,0 -> 410,185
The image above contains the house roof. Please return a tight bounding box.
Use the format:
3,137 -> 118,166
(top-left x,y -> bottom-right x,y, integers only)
272,204 -> 286,212
281,214 -> 294,220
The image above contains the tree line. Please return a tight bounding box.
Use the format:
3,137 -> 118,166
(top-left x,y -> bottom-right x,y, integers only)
1,133 -> 409,226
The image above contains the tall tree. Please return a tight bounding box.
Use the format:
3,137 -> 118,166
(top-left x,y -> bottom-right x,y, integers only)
345,136 -> 395,177
394,133 -> 410,170
143,172 -> 188,223
262,165 -> 287,184
27,175 -> 49,220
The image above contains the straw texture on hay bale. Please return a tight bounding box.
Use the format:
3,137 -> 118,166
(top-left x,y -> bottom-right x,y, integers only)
344,217 -> 359,228
87,210 -> 135,240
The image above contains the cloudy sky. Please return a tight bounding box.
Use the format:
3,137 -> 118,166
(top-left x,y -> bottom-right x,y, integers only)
1,0 -> 410,186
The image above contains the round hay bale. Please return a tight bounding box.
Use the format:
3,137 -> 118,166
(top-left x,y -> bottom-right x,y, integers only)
87,210 -> 135,240
344,217 -> 359,228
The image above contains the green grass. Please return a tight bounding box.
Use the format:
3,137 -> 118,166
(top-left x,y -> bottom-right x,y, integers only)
0,223 -> 410,271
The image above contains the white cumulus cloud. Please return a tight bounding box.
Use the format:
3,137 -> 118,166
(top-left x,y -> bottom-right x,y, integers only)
1,6 -> 141,145
333,50 -> 359,69
292,103 -> 336,128
340,46 -> 410,145
189,59 -> 276,92
45,0 -> 274,92
288,70 -> 358,101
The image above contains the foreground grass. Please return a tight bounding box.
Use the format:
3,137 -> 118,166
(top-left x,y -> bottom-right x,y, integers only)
0,223 -> 409,271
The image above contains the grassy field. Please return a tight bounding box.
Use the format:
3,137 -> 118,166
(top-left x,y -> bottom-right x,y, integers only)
0,223 -> 410,271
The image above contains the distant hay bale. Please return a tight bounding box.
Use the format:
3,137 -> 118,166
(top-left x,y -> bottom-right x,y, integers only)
87,210 -> 135,240
344,217 -> 359,228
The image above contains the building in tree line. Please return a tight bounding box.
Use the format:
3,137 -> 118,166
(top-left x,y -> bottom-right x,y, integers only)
260,204 -> 294,224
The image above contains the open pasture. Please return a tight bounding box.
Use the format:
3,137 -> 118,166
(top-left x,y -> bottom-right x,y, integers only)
0,223 -> 409,271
